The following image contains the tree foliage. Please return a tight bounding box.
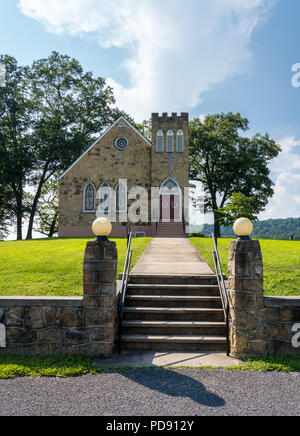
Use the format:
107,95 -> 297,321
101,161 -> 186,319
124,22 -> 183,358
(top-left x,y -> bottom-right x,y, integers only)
0,55 -> 34,239
216,192 -> 259,226
0,52 -> 122,240
189,113 -> 281,236
200,217 -> 300,240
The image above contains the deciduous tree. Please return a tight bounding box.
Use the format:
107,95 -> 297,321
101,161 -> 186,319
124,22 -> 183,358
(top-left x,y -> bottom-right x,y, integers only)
189,113 -> 280,237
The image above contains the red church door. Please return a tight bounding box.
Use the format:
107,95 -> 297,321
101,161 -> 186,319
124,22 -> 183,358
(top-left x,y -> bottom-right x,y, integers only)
170,195 -> 175,220
160,195 -> 180,221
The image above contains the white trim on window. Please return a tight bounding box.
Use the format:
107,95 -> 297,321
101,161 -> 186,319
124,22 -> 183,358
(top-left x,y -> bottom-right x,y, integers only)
176,130 -> 184,153
115,182 -> 127,213
159,177 -> 181,195
83,182 -> 96,213
166,130 -> 174,153
156,130 -> 164,153
99,183 -> 111,213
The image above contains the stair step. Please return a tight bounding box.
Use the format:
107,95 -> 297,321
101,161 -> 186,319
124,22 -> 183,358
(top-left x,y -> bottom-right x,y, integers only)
123,306 -> 224,321
122,320 -> 226,335
126,295 -> 222,308
157,223 -> 184,226
120,270 -> 225,351
127,275 -> 219,286
127,284 -> 220,296
122,334 -> 226,343
121,334 -> 227,352
127,284 -> 220,295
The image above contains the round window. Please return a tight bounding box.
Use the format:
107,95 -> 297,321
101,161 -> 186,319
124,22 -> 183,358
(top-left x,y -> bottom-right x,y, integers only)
115,137 -> 128,151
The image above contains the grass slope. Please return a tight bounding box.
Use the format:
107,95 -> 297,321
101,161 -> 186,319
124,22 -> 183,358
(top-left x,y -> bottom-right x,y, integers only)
0,238 -> 152,297
190,238 -> 300,296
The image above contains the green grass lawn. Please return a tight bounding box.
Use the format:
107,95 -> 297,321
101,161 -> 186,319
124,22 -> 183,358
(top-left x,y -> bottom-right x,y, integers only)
190,237 -> 300,296
0,354 -> 299,378
0,237 -> 152,297
0,236 -> 299,297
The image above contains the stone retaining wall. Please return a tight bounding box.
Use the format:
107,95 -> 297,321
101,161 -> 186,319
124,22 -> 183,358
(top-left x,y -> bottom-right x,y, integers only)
0,240 -> 119,356
228,239 -> 300,357
263,297 -> 300,355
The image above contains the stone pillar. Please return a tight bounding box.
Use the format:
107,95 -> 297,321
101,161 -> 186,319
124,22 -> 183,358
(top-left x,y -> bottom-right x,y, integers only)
83,239 -> 118,356
228,239 -> 266,357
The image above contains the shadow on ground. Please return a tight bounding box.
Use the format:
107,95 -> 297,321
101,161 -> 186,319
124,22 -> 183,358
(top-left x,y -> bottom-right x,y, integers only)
118,368 -> 225,408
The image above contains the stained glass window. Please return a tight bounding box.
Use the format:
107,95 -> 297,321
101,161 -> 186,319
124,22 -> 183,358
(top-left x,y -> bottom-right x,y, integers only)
84,183 -> 95,212
115,137 -> 128,151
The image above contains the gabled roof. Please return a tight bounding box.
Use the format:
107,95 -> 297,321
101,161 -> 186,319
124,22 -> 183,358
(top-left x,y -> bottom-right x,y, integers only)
58,116 -> 152,180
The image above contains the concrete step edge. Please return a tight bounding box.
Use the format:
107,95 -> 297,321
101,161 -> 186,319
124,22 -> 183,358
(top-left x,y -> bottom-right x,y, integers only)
122,321 -> 226,327
126,295 -> 221,301
127,284 -> 219,289
121,335 -> 227,343
124,307 -> 224,313
128,275 -> 218,279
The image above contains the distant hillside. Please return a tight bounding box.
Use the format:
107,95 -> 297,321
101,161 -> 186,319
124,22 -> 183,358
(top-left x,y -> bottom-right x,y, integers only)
191,217 -> 300,240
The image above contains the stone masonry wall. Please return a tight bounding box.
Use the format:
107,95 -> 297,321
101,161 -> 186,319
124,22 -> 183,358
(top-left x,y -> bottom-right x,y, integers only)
59,119 -> 152,237
228,239 -> 300,357
0,240 -> 118,356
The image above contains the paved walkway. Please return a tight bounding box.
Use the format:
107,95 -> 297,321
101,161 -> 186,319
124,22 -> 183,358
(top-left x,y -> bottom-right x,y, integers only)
94,351 -> 242,368
131,238 -> 214,276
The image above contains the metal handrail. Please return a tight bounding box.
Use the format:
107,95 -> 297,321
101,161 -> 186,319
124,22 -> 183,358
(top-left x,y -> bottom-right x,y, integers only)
212,233 -> 230,356
118,232 -> 133,354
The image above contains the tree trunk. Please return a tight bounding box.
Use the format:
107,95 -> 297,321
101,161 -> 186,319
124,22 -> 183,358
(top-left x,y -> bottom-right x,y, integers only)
26,163 -> 50,240
48,212 -> 58,238
15,183 -> 23,241
16,212 -> 22,241
26,186 -> 42,240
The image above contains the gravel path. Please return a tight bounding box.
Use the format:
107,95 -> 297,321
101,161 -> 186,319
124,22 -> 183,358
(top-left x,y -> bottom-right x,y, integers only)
0,369 -> 299,416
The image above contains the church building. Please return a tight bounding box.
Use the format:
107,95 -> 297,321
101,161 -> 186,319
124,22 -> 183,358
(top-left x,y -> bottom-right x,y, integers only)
58,112 -> 190,238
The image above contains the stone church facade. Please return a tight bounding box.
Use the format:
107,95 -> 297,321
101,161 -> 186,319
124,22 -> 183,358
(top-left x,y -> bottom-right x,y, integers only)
58,112 -> 190,238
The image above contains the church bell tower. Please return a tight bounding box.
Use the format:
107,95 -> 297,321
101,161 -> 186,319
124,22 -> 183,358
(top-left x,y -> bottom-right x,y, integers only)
151,112 -> 189,223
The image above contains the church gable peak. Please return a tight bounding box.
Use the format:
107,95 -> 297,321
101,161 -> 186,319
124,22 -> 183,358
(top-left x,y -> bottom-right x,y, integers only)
58,115 -> 151,180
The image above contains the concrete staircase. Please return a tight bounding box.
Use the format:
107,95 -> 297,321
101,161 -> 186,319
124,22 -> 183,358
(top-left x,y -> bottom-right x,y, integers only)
156,221 -> 186,238
121,274 -> 226,352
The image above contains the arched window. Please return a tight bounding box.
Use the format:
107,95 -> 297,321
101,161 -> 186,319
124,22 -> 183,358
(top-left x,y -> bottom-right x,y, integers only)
166,130 -> 174,153
176,130 -> 184,153
99,183 -> 111,213
83,183 -> 96,212
160,178 -> 181,195
116,182 -> 127,213
156,130 -> 164,153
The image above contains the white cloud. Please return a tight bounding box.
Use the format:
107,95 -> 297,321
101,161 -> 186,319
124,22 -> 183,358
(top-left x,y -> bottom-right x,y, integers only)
277,136 -> 300,153
259,172 -> 300,220
259,135 -> 300,219
18,0 -> 276,120
271,136 -> 300,173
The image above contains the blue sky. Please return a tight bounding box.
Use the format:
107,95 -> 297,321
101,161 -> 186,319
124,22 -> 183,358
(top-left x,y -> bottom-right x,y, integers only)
1,0 -> 300,223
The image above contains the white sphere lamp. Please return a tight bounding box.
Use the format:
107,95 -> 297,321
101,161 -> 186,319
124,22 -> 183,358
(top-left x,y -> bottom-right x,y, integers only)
233,217 -> 253,240
92,217 -> 112,242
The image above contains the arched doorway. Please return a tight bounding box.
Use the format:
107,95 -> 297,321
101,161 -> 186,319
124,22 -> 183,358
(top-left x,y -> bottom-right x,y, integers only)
159,178 -> 181,221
